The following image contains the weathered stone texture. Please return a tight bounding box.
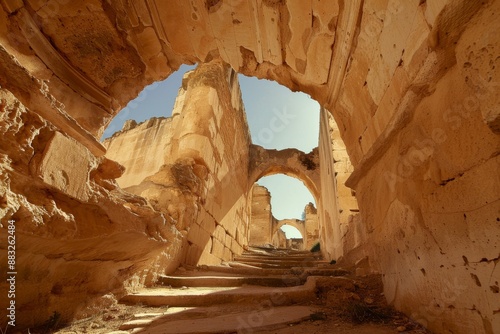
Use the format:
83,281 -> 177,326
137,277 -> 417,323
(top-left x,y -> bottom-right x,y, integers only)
105,60 -> 251,266
249,185 -> 273,246
103,117 -> 175,189
318,107 -> 342,260
0,0 -> 499,332
249,144 -> 320,200
272,229 -> 287,249
346,14 -> 500,332
304,202 -> 320,250
0,88 -> 183,327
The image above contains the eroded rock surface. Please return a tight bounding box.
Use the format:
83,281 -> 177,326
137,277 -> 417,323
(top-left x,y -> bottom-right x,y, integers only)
0,1 -> 498,333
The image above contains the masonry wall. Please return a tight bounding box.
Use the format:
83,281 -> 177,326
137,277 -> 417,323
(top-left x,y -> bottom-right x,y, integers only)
249,185 -> 273,246
272,229 -> 287,248
176,62 -> 252,265
304,203 -> 320,250
1,1 -> 499,332
103,117 -> 175,188
105,60 -> 251,266
318,108 -> 342,260
338,3 -> 500,333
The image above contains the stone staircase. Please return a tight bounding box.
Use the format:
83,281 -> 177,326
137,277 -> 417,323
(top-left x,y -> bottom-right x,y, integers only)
112,246 -> 351,333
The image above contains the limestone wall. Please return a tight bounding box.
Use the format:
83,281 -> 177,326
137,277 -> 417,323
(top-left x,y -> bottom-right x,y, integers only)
103,117 -> 176,189
272,229 -> 287,249
348,65 -> 500,333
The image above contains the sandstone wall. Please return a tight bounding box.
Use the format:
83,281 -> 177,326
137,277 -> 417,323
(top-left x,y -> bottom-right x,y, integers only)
340,2 -> 500,333
318,107 -> 342,260
249,185 -> 273,246
304,203 -> 320,250
105,60 -> 251,266
272,229 -> 287,249
348,66 -> 500,333
0,88 -> 183,328
0,0 -> 499,332
103,117 -> 176,189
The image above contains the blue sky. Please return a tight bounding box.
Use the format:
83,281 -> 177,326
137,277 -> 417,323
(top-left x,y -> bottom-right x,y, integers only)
102,66 -> 319,239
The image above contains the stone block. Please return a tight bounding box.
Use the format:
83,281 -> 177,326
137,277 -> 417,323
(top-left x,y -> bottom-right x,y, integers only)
185,244 -> 203,266
187,223 -> 211,249
213,225 -> 226,243
38,132 -> 91,201
211,238 -> 225,259
223,246 -> 232,261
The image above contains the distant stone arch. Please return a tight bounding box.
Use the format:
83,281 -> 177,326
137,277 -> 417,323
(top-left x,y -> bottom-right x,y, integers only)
248,144 -> 320,201
272,219 -> 305,239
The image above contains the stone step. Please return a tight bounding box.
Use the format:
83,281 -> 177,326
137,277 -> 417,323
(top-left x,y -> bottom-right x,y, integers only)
235,254 -> 323,262
199,264 -> 350,278
233,260 -> 328,269
120,305 -> 315,334
234,256 -> 329,266
246,246 -> 313,254
295,267 -> 351,278
239,252 -> 323,260
159,274 -> 303,287
202,264 -> 294,276
239,253 -> 322,260
120,283 -> 316,307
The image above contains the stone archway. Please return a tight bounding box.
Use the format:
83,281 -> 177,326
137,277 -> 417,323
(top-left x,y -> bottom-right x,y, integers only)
272,218 -> 306,250
248,144 -> 320,201
1,1 -> 499,332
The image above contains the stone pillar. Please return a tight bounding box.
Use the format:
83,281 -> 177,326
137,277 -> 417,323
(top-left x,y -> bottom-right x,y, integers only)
249,185 -> 273,246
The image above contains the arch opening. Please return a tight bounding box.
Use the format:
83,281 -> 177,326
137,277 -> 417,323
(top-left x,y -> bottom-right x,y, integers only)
239,75 -> 320,153
248,175 -> 319,250
273,225 -> 304,250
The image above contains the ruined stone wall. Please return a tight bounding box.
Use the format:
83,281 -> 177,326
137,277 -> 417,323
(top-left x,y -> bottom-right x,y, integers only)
318,107 -> 342,260
339,2 -> 500,333
304,203 -> 320,250
105,60 -> 252,266
1,0 -> 499,332
103,117 -> 176,189
249,185 -> 273,246
272,229 -> 287,249
318,111 -> 365,263
167,62 -> 252,265
348,66 -> 500,334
